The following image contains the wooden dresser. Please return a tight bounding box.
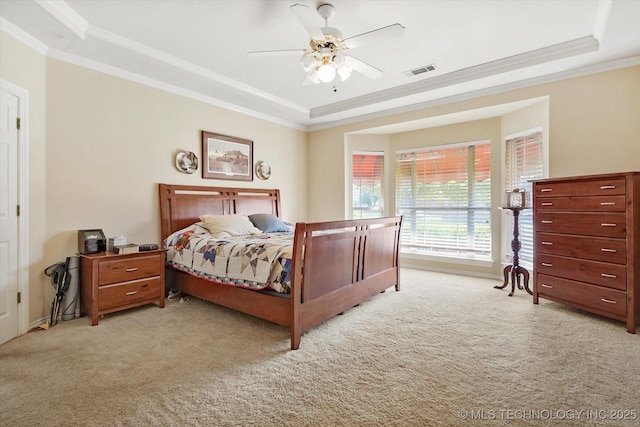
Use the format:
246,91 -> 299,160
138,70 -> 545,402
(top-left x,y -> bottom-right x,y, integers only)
532,172 -> 640,333
79,250 -> 165,325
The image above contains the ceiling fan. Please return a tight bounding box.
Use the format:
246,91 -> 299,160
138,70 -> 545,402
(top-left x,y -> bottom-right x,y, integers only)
248,2 -> 405,85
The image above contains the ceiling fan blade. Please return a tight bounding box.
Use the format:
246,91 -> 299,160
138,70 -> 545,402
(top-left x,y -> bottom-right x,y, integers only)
343,23 -> 405,49
248,49 -> 305,56
345,56 -> 383,79
290,3 -> 325,41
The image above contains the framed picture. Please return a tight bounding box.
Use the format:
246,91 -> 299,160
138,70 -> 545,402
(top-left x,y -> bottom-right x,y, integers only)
201,131 -> 253,181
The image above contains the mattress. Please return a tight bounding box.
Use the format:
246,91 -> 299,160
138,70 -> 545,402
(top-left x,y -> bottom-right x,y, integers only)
164,222 -> 293,293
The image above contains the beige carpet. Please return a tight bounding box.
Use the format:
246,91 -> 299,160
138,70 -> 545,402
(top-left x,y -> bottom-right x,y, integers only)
1,268 -> 640,426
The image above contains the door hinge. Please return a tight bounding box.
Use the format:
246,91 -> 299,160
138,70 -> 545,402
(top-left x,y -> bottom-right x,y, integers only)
17,117 -> 21,130
17,292 -> 21,304
17,205 -> 20,216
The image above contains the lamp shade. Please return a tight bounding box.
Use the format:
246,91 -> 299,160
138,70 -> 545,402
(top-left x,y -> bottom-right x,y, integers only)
317,63 -> 336,82
300,54 -> 316,72
503,188 -> 530,208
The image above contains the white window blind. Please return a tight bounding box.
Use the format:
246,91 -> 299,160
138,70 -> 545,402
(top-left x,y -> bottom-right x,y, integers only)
352,152 -> 384,219
395,142 -> 492,258
505,131 -> 543,263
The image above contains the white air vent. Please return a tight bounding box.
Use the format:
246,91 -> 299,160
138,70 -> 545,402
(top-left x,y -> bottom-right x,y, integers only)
403,64 -> 437,77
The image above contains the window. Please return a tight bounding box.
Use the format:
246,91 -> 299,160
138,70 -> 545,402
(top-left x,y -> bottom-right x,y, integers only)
352,152 -> 384,219
505,130 -> 543,264
396,141 -> 491,258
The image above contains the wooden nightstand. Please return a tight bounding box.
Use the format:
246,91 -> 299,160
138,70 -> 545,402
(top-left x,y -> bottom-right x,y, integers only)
79,250 -> 166,325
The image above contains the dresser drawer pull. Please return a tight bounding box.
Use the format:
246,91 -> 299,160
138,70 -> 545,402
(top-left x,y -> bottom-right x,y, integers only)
601,248 -> 617,253
541,241 -> 554,246
601,273 -> 617,279
541,202 -> 553,206
125,291 -> 138,296
540,188 -> 553,193
600,223 -> 617,227
541,220 -> 553,224
541,284 -> 554,289
600,185 -> 616,190
541,262 -> 554,267
125,267 -> 139,272
601,298 -> 617,304
600,202 -> 616,206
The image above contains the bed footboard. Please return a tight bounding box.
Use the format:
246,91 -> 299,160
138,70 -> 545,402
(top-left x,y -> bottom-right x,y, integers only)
289,216 -> 403,349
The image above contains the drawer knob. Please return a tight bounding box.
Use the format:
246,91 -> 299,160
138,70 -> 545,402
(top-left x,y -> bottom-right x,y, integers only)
601,298 -> 617,304
601,248 -> 617,253
600,223 -> 617,227
540,188 -> 553,193
126,267 -> 139,272
541,284 -> 554,289
600,202 -> 616,206
541,202 -> 553,206
600,185 -> 616,190
541,220 -> 553,224
541,262 -> 553,267
125,291 -> 138,296
541,241 -> 554,246
601,273 -> 617,279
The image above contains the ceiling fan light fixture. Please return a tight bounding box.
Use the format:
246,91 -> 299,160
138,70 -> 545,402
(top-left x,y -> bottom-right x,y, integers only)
307,68 -> 320,84
337,65 -> 352,81
317,63 -> 336,82
301,53 -> 317,72
333,51 -> 346,67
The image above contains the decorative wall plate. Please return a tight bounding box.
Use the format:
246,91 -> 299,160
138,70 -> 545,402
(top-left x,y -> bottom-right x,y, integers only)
176,151 -> 198,174
255,161 -> 271,180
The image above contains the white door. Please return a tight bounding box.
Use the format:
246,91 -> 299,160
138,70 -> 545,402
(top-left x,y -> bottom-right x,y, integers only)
0,88 -> 19,345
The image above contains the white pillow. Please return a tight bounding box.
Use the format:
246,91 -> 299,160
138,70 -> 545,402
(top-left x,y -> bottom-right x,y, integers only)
199,214 -> 262,238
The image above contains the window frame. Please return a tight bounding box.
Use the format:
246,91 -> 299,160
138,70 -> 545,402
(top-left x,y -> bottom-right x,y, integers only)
395,139 -> 492,261
351,151 -> 385,219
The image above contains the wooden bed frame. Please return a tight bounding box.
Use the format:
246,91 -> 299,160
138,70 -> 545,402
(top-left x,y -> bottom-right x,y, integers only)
159,183 -> 402,349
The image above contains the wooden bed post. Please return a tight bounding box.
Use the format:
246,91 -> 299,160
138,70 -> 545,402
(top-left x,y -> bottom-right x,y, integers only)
289,223 -> 306,350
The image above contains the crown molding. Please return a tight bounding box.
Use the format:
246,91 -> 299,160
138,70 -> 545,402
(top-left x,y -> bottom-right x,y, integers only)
306,55 -> 640,132
86,25 -> 308,116
594,0 -> 613,42
0,18 -> 48,54
310,36 -> 600,119
45,48 -> 307,131
34,0 -> 87,39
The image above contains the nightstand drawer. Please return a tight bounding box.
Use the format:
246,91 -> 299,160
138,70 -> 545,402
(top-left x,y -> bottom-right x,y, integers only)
535,178 -> 626,198
536,254 -> 627,291
99,255 -> 160,285
534,195 -> 626,212
536,233 -> 627,264
98,277 -> 162,311
535,212 -> 626,238
536,274 -> 626,317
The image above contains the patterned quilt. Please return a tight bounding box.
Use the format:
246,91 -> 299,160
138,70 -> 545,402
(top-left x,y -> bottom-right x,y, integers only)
164,223 -> 293,293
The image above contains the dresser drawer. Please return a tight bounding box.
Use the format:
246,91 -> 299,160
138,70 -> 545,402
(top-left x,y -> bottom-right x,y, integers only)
534,178 -> 626,198
535,212 -> 626,238
536,274 -> 626,317
536,254 -> 627,291
534,195 -> 626,212
536,233 -> 627,264
98,254 -> 161,285
98,277 -> 161,311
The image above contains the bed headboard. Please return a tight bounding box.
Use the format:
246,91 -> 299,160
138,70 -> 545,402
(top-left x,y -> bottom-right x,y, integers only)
159,184 -> 282,239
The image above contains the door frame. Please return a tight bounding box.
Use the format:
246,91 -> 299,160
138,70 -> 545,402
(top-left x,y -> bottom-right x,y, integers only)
1,79 -> 30,336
